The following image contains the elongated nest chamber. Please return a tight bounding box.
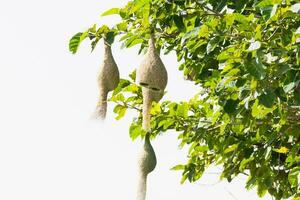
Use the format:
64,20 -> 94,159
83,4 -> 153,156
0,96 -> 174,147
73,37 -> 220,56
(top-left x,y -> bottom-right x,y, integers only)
138,134 -> 157,176
94,41 -> 119,120
137,34 -> 168,92
136,133 -> 157,200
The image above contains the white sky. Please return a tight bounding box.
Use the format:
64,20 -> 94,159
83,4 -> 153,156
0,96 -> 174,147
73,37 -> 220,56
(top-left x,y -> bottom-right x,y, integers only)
0,1 -> 272,199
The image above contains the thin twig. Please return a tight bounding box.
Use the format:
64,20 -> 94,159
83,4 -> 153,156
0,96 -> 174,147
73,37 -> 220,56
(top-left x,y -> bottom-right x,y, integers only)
122,102 -> 142,112
266,26 -> 280,41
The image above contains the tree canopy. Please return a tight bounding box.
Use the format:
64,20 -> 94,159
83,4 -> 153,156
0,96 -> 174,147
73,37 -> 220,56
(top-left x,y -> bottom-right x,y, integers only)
69,0 -> 300,199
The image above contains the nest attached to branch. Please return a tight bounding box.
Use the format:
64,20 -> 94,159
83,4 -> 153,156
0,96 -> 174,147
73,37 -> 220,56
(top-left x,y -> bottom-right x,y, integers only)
93,41 -> 119,120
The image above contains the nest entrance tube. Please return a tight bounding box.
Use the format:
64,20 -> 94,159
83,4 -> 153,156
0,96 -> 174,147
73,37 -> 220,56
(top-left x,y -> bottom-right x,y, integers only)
93,41 -> 119,120
142,89 -> 152,131
142,87 -> 163,130
95,89 -> 108,120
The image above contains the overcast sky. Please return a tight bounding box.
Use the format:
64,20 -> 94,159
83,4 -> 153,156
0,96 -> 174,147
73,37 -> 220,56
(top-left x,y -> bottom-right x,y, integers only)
0,1 -> 272,199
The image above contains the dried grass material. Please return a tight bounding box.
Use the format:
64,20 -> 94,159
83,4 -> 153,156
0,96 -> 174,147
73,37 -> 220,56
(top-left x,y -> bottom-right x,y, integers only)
137,34 -> 168,91
142,87 -> 163,130
142,87 -> 163,102
137,133 -> 157,200
92,89 -> 108,120
94,42 -> 119,120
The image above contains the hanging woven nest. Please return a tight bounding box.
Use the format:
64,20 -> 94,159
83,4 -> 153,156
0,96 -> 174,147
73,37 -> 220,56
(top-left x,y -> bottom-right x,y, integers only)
137,33 -> 168,92
137,33 -> 168,130
136,133 -> 157,200
94,41 -> 119,120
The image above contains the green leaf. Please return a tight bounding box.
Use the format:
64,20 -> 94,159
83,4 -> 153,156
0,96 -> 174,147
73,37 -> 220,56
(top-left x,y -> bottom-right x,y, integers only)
91,37 -> 101,52
258,88 -> 276,108
288,167 -> 300,187
116,107 -> 127,120
116,22 -> 127,31
206,37 -> 219,54
123,84 -> 139,93
217,46 -> 236,61
259,4 -> 278,21
246,175 -> 257,190
142,1 -> 150,26
198,25 -> 209,38
129,70 -> 136,82
234,13 -> 250,25
183,27 -> 200,40
256,0 -> 281,8
251,99 -> 275,119
273,146 -> 289,154
150,102 -> 161,115
89,24 -> 97,33
97,25 -> 110,34
176,102 -> 189,118
293,194 -> 300,200
195,145 -> 209,152
105,32 -> 115,45
101,8 -> 120,17
112,79 -> 131,96
239,157 -> 255,171
275,64 -> 290,77
173,15 -> 185,30
224,144 -> 238,154
111,93 -> 125,102
223,99 -> 238,114
113,105 -> 127,120
257,183 -> 267,197
245,58 -> 266,80
164,120 -> 175,130
129,122 -> 145,140
224,13 -> 236,28
69,31 -> 88,54
158,119 -> 174,130
180,174 -> 188,184
125,37 -> 143,48
171,164 -> 185,170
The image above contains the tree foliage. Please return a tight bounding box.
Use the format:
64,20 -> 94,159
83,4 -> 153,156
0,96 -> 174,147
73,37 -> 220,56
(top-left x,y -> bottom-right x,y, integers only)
70,0 -> 300,199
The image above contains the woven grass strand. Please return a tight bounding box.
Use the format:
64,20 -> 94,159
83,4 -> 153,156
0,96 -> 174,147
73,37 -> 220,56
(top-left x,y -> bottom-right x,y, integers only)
136,133 -> 157,200
93,41 -> 119,120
